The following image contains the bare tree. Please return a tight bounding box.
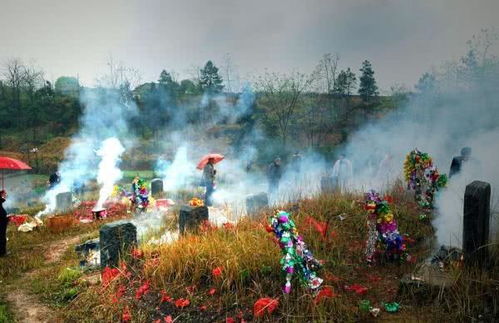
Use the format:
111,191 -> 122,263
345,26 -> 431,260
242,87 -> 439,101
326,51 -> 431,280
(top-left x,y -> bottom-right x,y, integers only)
97,56 -> 142,90
256,71 -> 313,146
2,58 -> 44,127
313,53 -> 340,93
221,53 -> 240,93
3,59 -> 24,121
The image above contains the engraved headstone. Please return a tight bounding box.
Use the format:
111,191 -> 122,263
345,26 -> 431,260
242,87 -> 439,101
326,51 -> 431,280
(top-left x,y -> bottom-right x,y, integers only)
151,178 -> 164,196
463,180 -> 491,268
179,205 -> 209,234
100,221 -> 137,268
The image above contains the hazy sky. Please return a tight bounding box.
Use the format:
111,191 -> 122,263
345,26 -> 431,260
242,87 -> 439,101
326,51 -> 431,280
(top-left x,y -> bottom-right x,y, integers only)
1,0 -> 498,91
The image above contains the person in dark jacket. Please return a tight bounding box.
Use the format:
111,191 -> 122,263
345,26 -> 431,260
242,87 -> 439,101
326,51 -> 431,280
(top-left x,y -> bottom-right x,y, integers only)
449,147 -> 471,178
203,158 -> 216,206
0,190 -> 9,257
48,171 -> 61,188
267,157 -> 282,195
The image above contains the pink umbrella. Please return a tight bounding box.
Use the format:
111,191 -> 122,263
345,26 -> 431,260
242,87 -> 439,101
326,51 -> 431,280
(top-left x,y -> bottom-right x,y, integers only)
196,154 -> 224,170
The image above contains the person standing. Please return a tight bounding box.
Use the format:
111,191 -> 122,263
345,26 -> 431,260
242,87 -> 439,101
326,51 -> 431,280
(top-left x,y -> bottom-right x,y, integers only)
0,190 -> 9,257
376,153 -> 394,188
332,154 -> 353,192
449,147 -> 472,178
267,157 -> 282,195
203,158 -> 216,207
48,171 -> 61,189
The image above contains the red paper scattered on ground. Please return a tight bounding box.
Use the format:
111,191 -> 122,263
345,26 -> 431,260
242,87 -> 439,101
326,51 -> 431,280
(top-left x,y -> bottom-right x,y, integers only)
325,272 -> 341,282
314,287 -> 338,304
135,281 -> 150,300
253,298 -> 279,317
160,290 -> 173,303
175,298 -> 190,308
345,284 -> 368,295
212,266 -> 223,277
122,306 -> 131,322
101,267 -> 120,288
131,248 -> 144,259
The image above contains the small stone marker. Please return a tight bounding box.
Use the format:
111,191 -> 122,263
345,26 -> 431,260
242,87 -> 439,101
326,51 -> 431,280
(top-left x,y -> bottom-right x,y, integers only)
100,221 -> 137,268
151,178 -> 164,195
320,176 -> 335,193
463,180 -> 491,268
179,205 -> 209,234
246,193 -> 269,217
56,192 -> 73,212
75,238 -> 100,267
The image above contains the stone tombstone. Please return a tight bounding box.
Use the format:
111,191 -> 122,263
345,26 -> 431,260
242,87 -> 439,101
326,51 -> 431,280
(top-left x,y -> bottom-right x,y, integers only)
75,238 -> 100,267
320,176 -> 335,194
463,180 -> 491,268
246,193 -> 269,218
56,192 -> 73,212
179,205 -> 209,234
151,178 -> 164,196
100,221 -> 137,268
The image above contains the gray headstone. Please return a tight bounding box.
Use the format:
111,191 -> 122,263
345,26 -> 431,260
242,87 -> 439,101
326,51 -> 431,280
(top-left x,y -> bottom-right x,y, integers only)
99,221 -> 137,268
56,192 -> 73,212
179,205 -> 209,234
463,180 -> 491,268
246,193 -> 269,218
320,176 -> 335,193
151,178 -> 164,195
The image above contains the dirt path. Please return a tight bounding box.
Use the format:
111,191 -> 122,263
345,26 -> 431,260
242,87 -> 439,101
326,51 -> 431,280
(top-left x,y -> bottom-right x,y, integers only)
6,234 -> 87,322
5,289 -> 56,323
43,234 -> 85,264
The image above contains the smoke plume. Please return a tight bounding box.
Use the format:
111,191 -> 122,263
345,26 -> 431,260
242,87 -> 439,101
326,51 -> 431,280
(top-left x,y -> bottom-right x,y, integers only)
95,137 -> 125,209
340,38 -> 499,248
37,88 -> 137,217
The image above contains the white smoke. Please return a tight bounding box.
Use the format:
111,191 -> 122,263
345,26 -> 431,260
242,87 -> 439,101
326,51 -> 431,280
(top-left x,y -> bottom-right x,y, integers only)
434,130 -> 499,247
339,39 -> 499,248
156,145 -> 197,192
95,137 -> 125,209
37,89 -> 137,217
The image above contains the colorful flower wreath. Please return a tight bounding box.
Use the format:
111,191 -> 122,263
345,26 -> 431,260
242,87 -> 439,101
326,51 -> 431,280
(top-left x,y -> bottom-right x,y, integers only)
365,191 -> 408,263
403,149 -> 447,208
267,210 -> 323,294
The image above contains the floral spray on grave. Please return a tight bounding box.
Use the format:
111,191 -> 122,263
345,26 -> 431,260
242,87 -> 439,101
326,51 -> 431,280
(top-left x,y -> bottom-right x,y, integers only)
403,149 -> 447,210
364,191 -> 410,264
267,210 -> 323,294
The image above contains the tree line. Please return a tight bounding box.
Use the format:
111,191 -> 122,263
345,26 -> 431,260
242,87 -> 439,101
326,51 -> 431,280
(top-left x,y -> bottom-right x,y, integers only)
0,54 -> 397,160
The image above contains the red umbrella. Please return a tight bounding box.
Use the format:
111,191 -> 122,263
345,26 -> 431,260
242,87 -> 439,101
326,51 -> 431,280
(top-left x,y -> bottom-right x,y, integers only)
196,154 -> 224,170
0,157 -> 32,189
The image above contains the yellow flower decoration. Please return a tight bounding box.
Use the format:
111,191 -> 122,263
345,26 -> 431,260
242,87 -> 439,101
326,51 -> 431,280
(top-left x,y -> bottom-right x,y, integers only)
384,213 -> 394,223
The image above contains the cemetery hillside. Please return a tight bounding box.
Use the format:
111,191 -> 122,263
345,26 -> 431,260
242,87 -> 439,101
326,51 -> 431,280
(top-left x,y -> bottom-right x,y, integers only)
0,2 -> 499,322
